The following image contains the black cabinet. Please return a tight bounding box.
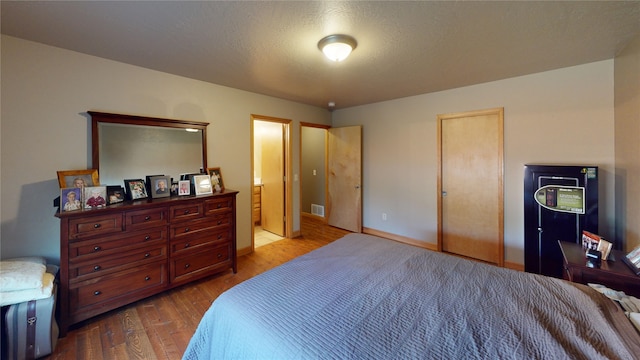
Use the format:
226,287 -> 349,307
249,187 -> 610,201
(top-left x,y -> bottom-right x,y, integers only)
524,165 -> 598,278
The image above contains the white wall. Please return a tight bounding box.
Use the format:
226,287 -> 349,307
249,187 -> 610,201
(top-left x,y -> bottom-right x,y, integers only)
332,61 -> 616,265
615,33 -> 640,252
0,34 -> 622,267
0,35 -> 331,263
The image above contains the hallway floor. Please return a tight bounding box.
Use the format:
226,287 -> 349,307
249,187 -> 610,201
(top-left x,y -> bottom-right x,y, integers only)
254,225 -> 284,248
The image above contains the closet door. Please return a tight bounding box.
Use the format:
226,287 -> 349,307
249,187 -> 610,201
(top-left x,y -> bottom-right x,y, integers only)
438,108 -> 504,265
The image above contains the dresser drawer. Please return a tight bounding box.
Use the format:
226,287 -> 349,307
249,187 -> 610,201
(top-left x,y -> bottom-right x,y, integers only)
70,244 -> 167,281
170,203 -> 204,222
171,244 -> 231,283
170,216 -> 229,239
125,207 -> 168,230
170,228 -> 232,256
71,262 -> 166,309
208,213 -> 233,228
204,196 -> 234,216
68,213 -> 123,239
69,227 -> 167,261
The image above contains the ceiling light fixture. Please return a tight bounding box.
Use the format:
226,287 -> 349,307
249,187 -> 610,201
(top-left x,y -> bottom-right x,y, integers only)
318,34 -> 357,62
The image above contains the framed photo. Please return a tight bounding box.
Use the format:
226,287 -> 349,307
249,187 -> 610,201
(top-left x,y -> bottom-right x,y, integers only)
124,179 -> 148,200
149,175 -> 171,198
623,245 -> 640,276
107,185 -> 125,205
145,174 -> 164,195
178,180 -> 191,196
170,181 -> 179,196
193,174 -> 213,195
57,169 -> 99,188
83,186 -> 107,209
60,187 -> 82,212
207,167 -> 224,193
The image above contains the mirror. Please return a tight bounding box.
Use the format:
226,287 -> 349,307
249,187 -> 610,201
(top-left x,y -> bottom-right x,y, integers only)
90,111 -> 208,186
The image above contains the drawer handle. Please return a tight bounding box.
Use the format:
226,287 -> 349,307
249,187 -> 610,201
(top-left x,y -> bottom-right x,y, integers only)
185,243 -> 190,248
217,204 -> 222,209
94,290 -> 101,296
145,276 -> 151,281
217,253 -> 222,259
94,223 -> 101,229
216,220 -> 222,225
93,246 -> 101,252
184,227 -> 190,232
144,253 -> 150,258
184,263 -> 190,269
144,235 -> 151,241
93,265 -> 101,271
184,209 -> 190,215
144,216 -> 151,221
217,235 -> 222,240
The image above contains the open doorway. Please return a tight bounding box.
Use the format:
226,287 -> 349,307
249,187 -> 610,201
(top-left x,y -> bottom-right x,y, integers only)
252,115 -> 291,248
301,123 -> 329,221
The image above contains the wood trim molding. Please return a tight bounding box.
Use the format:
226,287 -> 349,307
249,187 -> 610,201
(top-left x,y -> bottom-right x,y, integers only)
363,227 -> 438,251
363,226 -> 523,271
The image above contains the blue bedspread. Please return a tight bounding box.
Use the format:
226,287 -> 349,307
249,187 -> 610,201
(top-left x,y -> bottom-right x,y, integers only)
184,233 -> 640,359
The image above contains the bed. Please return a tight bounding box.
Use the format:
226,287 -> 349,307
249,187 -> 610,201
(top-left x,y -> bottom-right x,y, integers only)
183,233 -> 640,359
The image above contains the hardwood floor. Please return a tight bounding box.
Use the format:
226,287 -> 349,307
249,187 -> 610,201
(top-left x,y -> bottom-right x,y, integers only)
45,216 -> 350,360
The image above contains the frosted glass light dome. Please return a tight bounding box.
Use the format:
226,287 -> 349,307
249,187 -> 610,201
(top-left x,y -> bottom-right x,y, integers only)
318,34 -> 357,62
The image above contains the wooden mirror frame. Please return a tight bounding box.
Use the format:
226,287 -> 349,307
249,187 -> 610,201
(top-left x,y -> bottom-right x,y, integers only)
89,111 -> 209,177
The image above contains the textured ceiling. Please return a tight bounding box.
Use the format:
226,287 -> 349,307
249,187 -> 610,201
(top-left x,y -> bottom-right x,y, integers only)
2,1 -> 639,109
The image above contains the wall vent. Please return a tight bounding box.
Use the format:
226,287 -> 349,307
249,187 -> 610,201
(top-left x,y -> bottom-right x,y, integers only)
311,204 -> 325,217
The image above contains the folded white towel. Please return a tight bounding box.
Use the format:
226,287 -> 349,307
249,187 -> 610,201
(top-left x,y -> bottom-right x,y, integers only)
629,313 -> 640,333
0,272 -> 54,307
0,259 -> 46,291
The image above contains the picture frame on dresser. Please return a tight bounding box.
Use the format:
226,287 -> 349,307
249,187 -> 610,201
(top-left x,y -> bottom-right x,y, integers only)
178,180 -> 191,196
124,179 -> 148,200
149,175 -> 171,198
145,174 -> 164,195
207,167 -> 224,192
57,169 -> 100,188
194,174 -> 213,195
83,186 -> 107,209
60,187 -> 82,212
106,185 -> 125,204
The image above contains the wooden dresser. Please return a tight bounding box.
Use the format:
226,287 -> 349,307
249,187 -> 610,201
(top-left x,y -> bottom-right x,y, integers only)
55,190 -> 238,336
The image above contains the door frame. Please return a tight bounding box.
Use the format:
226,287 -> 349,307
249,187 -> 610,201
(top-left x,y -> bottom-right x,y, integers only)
251,114 -> 292,247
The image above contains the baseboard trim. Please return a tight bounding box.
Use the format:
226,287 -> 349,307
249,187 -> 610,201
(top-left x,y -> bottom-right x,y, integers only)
504,261 -> 524,271
301,212 -> 326,222
363,227 -> 524,271
237,246 -> 252,257
363,227 -> 438,251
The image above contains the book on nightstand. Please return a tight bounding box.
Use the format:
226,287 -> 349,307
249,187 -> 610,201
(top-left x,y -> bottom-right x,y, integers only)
582,230 -> 613,260
623,246 -> 640,276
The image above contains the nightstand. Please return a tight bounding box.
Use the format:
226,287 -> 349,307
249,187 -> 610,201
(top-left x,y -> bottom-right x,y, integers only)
558,240 -> 640,297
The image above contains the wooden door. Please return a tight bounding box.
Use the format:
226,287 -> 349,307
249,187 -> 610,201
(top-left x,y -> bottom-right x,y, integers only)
328,126 -> 362,232
260,122 -> 285,237
438,108 -> 504,265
